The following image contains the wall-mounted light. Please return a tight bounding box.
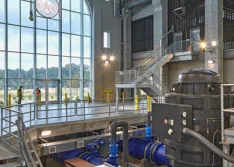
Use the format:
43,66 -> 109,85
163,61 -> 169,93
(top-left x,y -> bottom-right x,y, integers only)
110,56 -> 115,61
102,55 -> 107,61
207,60 -> 214,64
211,41 -> 217,47
41,130 -> 52,137
104,60 -> 110,65
200,41 -> 207,50
101,54 -> 115,65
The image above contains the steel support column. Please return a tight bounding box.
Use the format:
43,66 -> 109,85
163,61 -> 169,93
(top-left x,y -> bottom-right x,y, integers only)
80,0 -> 84,100
205,0 -> 223,82
33,0 -> 37,103
4,0 -> 8,107
58,2 -> 63,102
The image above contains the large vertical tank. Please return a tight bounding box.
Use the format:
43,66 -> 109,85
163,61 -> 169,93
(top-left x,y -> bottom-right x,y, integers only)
165,69 -> 230,167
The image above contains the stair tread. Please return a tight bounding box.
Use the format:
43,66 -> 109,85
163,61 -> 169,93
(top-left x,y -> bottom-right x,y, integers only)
0,162 -> 20,167
0,140 -> 19,161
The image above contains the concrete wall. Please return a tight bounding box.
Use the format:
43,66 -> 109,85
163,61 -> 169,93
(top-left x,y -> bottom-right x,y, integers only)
224,58 -> 234,83
167,61 -> 205,88
90,0 -> 121,100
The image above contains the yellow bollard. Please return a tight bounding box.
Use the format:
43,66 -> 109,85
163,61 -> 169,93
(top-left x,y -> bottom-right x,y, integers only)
122,92 -> 125,103
147,96 -> 151,112
87,93 -> 91,103
64,93 -> 68,104
107,92 -> 110,103
135,95 -> 139,110
8,94 -> 11,107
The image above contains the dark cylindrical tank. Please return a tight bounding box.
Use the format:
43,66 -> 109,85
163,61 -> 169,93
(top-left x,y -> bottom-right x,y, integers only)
165,69 -> 231,167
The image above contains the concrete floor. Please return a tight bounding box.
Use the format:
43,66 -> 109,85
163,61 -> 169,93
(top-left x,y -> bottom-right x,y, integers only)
0,101 -> 148,135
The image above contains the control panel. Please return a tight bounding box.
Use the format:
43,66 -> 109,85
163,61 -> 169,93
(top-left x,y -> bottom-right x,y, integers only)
152,103 -> 192,142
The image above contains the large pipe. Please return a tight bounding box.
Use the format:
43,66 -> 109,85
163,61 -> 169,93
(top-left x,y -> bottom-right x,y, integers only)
110,121 -> 129,163
118,138 -> 171,166
183,128 -> 234,164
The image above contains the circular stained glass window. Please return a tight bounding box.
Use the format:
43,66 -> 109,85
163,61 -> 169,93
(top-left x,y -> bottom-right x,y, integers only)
36,0 -> 59,18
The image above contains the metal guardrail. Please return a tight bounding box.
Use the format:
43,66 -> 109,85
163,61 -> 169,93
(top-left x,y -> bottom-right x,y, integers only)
0,98 -> 150,165
224,41 -> 234,50
1,98 -> 149,136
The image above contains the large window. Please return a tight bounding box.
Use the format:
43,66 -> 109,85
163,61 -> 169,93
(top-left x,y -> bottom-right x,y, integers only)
132,16 -> 153,53
0,0 -> 92,105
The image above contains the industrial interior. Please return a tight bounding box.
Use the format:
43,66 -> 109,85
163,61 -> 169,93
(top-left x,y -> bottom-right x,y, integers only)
1,0 -> 234,167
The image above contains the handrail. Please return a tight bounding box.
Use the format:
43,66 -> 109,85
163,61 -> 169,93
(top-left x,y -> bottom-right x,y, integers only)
16,115 -> 44,167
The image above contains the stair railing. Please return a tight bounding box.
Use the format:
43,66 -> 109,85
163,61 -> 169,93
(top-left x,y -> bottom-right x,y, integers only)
16,114 -> 43,167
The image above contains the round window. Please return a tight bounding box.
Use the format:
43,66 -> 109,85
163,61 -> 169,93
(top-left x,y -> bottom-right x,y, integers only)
36,0 -> 59,18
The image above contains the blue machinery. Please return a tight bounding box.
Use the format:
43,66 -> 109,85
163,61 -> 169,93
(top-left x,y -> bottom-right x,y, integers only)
52,117 -> 171,167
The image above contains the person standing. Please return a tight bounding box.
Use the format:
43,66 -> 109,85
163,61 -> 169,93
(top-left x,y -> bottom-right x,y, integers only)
35,87 -> 41,106
17,85 -> 23,106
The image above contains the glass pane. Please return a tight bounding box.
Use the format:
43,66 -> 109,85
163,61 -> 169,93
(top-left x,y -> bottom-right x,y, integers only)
62,0 -> 70,9
62,34 -> 70,56
71,12 -> 81,34
62,57 -> 70,79
84,80 -> 91,98
0,24 -> 5,50
0,52 -> 5,78
21,27 -> 34,53
37,17 -> 47,29
48,56 -> 59,79
48,31 -> 59,55
21,54 -> 33,78
37,54 -> 46,79
21,1 -> 33,27
103,32 -> 110,48
84,58 -> 91,80
8,53 -> 19,78
21,79 -> 33,103
8,79 -> 20,105
71,35 -> 80,57
71,0 -> 80,12
0,77 -> 4,105
8,25 -> 20,52
62,80 -> 71,100
0,0 -> 5,23
37,30 -> 47,54
48,19 -> 59,31
8,0 -> 19,25
83,0 -> 89,15
71,58 -> 80,78
62,10 -> 70,33
84,37 -> 91,58
83,15 -> 91,36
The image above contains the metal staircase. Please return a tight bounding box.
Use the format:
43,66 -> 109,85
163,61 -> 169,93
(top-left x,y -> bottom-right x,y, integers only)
116,44 -> 173,99
0,111 -> 43,167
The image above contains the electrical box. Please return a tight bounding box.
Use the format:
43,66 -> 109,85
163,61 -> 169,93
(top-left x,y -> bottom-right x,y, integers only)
152,103 -> 192,142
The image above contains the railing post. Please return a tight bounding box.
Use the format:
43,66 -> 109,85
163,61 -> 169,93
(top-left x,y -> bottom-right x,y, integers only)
9,110 -> 11,145
84,101 -> 86,121
30,104 -> 32,128
75,101 -> 78,115
109,101 -> 111,119
46,105 -> 48,125
66,102 -> 68,122
1,108 -> 3,136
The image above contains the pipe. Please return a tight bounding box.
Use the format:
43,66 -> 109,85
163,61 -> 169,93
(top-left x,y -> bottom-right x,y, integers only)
183,128 -> 234,164
111,121 -> 129,162
118,138 -> 171,166
106,121 -> 129,167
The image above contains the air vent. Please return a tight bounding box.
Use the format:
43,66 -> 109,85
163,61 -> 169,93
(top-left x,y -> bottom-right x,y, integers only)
77,141 -> 84,148
49,146 -> 56,154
